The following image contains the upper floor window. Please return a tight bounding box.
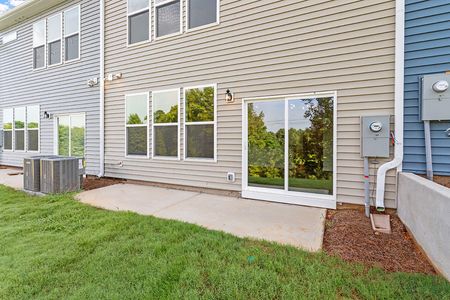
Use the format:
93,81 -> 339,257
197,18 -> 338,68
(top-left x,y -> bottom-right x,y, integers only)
187,0 -> 219,30
2,31 -> 17,45
33,20 -> 46,69
128,0 -> 150,44
64,6 -> 80,61
47,13 -> 62,66
155,0 -> 181,38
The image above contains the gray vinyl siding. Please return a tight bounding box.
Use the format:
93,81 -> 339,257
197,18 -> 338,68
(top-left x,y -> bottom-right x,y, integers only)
104,0 -> 398,207
0,0 -> 100,175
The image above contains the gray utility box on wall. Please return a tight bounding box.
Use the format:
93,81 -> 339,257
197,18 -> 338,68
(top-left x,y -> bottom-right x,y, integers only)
421,74 -> 450,121
360,115 -> 390,158
40,157 -> 81,194
23,156 -> 58,192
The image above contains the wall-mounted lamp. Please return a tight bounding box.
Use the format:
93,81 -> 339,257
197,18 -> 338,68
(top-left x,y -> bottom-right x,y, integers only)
225,89 -> 234,104
106,72 -> 123,82
43,111 -> 51,119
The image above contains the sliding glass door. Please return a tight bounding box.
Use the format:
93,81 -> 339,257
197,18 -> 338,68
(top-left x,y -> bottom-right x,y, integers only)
56,114 -> 85,157
244,94 -> 335,207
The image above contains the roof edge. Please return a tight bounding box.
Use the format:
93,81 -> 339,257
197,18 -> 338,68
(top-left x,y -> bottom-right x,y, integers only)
0,0 -> 67,32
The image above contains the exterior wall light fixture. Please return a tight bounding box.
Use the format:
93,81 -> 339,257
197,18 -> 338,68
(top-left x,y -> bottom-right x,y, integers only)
225,89 -> 234,104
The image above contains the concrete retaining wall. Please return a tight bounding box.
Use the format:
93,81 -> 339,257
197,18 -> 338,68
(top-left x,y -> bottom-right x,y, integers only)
398,172 -> 450,280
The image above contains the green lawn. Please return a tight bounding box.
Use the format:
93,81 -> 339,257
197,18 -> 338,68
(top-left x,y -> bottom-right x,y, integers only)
0,186 -> 448,299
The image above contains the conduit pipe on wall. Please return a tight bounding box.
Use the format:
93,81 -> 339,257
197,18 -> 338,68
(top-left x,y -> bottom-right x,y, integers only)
375,0 -> 405,210
98,0 -> 105,177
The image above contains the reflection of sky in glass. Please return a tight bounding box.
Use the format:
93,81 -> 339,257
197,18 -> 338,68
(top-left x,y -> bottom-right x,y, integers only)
153,90 -> 178,116
288,99 -> 318,130
252,101 -> 284,133
3,108 -> 13,124
15,107 -> 25,122
71,115 -> 85,128
126,94 -> 148,123
27,106 -> 40,124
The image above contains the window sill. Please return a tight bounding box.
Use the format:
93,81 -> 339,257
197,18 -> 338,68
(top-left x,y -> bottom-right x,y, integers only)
186,21 -> 220,34
127,40 -> 151,49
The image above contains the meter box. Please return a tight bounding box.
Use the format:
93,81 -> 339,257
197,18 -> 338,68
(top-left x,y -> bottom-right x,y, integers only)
361,115 -> 390,158
421,74 -> 450,121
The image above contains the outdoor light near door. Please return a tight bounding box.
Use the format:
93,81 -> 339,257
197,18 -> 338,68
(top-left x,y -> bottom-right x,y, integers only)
43,111 -> 51,119
225,89 -> 234,103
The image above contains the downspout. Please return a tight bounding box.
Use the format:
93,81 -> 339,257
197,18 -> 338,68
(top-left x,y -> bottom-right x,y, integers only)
375,0 -> 405,210
98,0 -> 105,177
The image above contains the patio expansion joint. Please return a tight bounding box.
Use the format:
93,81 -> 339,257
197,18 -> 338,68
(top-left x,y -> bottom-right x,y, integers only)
152,192 -> 203,214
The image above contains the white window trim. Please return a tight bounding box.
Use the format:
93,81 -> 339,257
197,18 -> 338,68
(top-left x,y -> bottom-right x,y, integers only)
183,84 -> 217,162
63,5 -> 81,63
127,0 -> 151,46
241,91 -> 338,210
26,105 -> 40,153
151,88 -> 181,160
13,107 -> 26,152
2,31 -> 17,45
153,0 -> 183,41
32,19 -> 47,70
2,108 -> 14,152
53,113 -> 86,157
185,0 -> 220,33
125,92 -> 150,158
47,12 -> 63,68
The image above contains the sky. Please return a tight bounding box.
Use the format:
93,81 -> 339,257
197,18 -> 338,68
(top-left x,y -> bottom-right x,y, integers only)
0,0 -> 26,15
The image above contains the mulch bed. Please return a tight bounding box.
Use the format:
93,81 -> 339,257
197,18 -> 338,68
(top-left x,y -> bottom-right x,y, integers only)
82,176 -> 125,191
434,175 -> 450,189
323,209 -> 436,274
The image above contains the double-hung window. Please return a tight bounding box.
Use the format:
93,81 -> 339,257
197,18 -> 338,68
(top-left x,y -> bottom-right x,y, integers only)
155,0 -> 181,38
2,109 -> 13,151
152,89 -> 179,158
47,13 -> 62,66
14,107 -> 26,151
184,85 -> 216,160
27,106 -> 40,152
64,6 -> 80,61
128,0 -> 150,44
126,93 -> 149,156
33,20 -> 46,69
187,0 -> 219,30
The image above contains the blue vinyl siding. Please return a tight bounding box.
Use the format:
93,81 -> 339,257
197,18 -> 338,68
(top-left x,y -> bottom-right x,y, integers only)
404,0 -> 450,175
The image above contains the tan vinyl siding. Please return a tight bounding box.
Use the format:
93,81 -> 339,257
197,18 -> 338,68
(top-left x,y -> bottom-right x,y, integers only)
104,0 -> 397,208
0,0 -> 100,175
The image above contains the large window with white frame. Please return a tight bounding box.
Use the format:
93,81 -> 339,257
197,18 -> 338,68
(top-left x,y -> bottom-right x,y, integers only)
27,106 -> 40,152
184,85 -> 216,160
47,13 -> 62,66
33,19 -> 46,69
152,89 -> 180,158
14,107 -> 26,151
126,93 -> 149,156
56,114 -> 85,157
155,0 -> 181,38
128,0 -> 150,44
187,0 -> 219,30
64,5 -> 80,61
2,108 -> 13,151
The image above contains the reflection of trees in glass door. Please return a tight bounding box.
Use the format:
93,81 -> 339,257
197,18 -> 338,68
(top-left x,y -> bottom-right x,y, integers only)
247,96 -> 334,196
57,114 -> 85,157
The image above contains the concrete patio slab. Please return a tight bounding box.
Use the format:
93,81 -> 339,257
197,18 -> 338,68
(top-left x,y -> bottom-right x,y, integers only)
77,183 -> 326,251
0,169 -> 23,190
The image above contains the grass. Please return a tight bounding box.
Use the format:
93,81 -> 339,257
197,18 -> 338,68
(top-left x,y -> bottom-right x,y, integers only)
249,176 -> 332,192
0,185 -> 449,299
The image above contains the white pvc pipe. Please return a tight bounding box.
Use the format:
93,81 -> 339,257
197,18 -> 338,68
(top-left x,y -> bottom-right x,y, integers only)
375,0 -> 405,210
98,0 -> 105,177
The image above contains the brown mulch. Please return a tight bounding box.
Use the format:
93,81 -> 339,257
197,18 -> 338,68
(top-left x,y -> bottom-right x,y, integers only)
434,175 -> 450,188
82,176 -> 125,191
323,209 -> 436,274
